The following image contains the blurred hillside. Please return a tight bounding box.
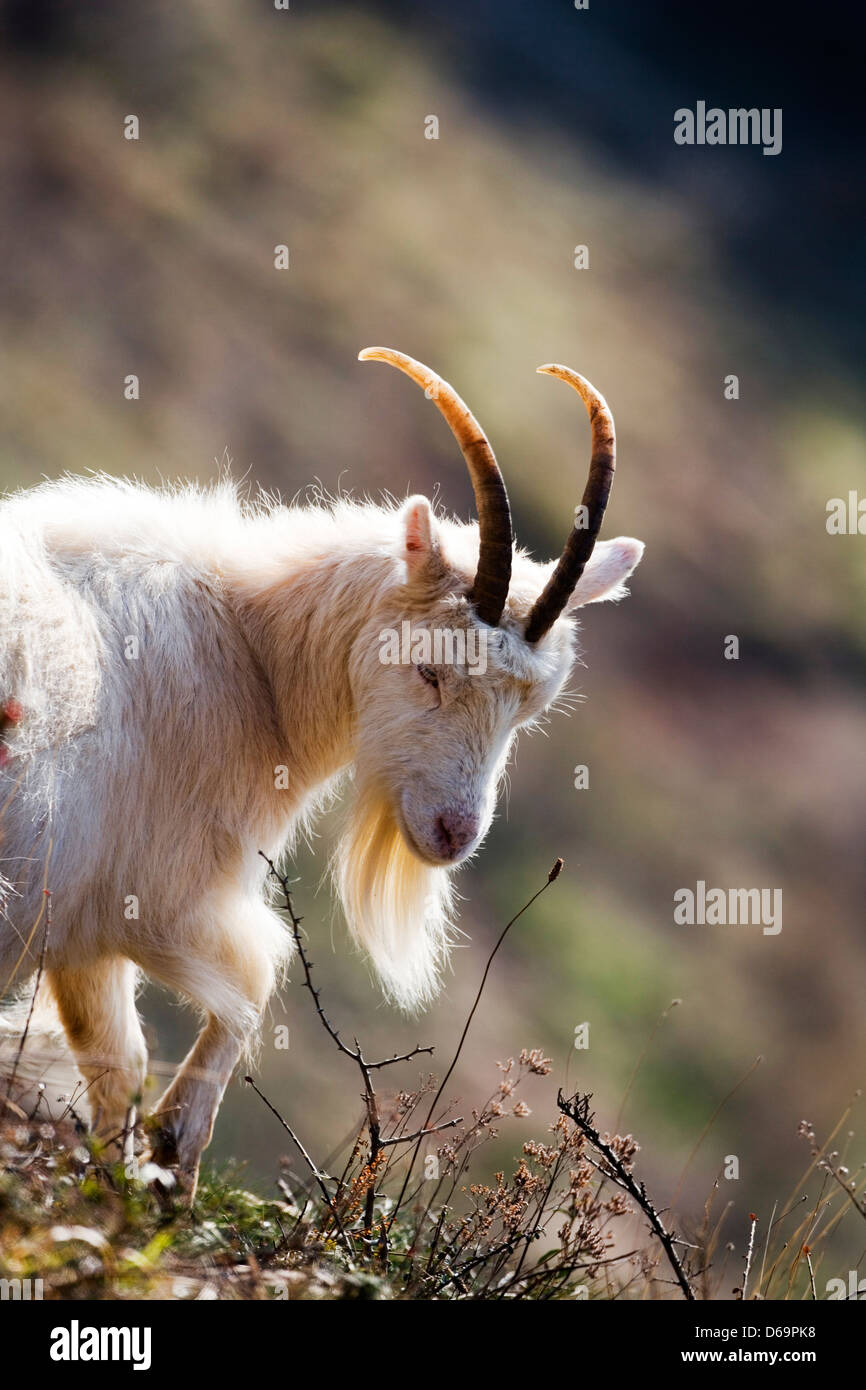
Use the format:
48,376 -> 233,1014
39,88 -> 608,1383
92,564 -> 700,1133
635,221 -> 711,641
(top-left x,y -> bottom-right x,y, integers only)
1,0 -> 864,1282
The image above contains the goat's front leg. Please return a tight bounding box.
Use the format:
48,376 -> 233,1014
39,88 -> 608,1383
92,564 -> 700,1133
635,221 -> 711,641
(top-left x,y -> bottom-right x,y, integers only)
137,897 -> 288,1200
149,1016 -> 244,1197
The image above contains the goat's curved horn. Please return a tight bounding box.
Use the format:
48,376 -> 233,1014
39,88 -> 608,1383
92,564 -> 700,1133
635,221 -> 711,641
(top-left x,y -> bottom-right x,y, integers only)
359,347 -> 513,627
524,366 -> 616,644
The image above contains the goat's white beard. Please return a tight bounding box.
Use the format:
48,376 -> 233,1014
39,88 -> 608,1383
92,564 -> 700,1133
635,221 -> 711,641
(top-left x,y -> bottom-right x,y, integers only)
333,780 -> 455,1013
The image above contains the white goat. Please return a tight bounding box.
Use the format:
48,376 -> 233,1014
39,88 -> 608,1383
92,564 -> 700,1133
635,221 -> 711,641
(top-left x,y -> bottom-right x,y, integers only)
0,348 -> 643,1188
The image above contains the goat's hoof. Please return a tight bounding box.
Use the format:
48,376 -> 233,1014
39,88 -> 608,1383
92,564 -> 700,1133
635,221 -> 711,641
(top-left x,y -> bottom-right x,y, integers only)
149,1152 -> 199,1209
149,1126 -> 179,1170
158,1165 -> 198,1208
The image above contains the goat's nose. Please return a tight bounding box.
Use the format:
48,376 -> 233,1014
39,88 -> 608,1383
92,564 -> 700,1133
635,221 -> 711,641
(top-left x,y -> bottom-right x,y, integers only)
434,809 -> 478,858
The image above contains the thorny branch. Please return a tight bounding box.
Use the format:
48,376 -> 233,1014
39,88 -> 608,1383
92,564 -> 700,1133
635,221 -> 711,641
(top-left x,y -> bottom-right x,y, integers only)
556,1089 -> 695,1301
258,852 -> 458,1238
388,856 -> 564,1232
243,1074 -> 353,1256
244,854 -> 696,1299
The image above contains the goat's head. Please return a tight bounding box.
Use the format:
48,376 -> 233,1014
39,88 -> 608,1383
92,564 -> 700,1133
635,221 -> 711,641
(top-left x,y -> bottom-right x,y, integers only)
337,347 -> 643,1009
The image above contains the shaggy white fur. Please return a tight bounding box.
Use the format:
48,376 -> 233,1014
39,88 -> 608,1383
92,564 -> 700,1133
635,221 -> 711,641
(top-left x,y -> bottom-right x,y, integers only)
0,472 -> 642,1179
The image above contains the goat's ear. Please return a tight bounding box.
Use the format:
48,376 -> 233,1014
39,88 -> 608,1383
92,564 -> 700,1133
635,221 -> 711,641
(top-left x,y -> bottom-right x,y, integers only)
566,537 -> 645,608
399,495 -> 443,582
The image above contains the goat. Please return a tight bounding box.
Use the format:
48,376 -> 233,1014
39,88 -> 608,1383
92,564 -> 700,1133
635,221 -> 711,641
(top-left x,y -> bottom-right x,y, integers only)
0,348 -> 643,1190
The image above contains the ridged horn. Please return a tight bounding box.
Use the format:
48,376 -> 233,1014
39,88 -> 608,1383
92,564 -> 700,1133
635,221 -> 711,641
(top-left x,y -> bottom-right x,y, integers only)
524,366 -> 616,643
359,347 -> 513,626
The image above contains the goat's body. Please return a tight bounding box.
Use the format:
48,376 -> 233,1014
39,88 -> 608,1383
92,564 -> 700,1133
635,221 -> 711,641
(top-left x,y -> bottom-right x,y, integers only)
2,481 -> 289,979
0,390 -> 642,1186
0,478 -> 402,1170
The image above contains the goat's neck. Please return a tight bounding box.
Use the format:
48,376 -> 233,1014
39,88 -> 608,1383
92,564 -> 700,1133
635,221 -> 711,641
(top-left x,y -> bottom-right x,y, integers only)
229,544 -> 392,794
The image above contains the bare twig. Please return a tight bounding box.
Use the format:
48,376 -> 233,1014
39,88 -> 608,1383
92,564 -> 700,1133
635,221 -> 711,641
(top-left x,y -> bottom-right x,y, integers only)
820,1153 -> 866,1221
4,890 -> 52,1104
243,1075 -> 352,1256
380,1116 -> 462,1148
259,853 -> 433,1070
389,858 -> 564,1230
259,852 -> 442,1239
805,1246 -> 817,1300
739,1212 -> 758,1300
557,1089 -> 695,1302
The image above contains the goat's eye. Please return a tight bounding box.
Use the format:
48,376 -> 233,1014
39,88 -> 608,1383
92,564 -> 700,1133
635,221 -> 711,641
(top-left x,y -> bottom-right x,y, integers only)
417,663 -> 439,689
